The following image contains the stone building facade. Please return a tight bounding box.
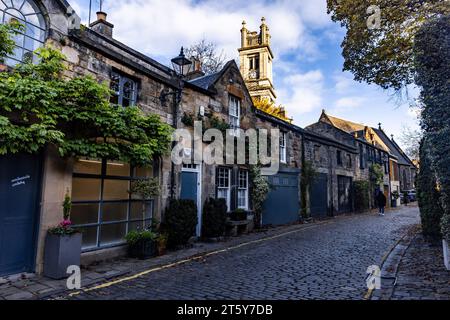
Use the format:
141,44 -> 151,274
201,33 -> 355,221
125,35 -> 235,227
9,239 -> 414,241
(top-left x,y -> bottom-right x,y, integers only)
0,1 -> 417,278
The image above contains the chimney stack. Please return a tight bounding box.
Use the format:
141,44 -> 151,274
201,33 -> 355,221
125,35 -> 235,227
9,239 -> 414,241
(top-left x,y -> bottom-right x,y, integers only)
90,11 -> 114,38
186,58 -> 205,80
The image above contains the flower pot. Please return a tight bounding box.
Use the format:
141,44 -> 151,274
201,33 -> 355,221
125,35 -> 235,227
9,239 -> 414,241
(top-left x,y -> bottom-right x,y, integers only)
44,233 -> 82,280
230,210 -> 248,221
128,239 -> 157,260
443,240 -> 450,271
157,241 -> 167,256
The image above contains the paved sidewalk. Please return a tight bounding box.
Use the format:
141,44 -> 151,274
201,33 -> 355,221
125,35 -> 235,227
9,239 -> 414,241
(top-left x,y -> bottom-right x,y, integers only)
391,234 -> 450,300
0,218 -> 331,300
372,226 -> 450,300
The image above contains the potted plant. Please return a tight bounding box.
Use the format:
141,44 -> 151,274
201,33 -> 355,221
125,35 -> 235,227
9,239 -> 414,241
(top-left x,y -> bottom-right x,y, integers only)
230,209 -> 248,221
44,191 -> 82,280
391,191 -> 400,208
156,233 -> 169,256
441,214 -> 450,271
125,229 -> 158,259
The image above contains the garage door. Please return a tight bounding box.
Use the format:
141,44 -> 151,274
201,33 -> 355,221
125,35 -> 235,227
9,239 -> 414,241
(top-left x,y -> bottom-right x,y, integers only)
338,176 -> 353,214
0,153 -> 42,277
310,173 -> 328,218
262,171 -> 300,226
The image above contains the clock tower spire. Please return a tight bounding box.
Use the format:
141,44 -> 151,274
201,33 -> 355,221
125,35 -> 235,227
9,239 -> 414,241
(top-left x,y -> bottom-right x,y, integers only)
239,17 -> 276,103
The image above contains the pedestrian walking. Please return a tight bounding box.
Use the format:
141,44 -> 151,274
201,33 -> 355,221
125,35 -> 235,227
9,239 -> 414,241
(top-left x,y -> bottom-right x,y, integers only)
376,191 -> 387,216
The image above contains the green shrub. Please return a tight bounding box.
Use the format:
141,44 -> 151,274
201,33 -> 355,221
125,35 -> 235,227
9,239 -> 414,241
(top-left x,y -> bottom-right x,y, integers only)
417,138 -> 444,239
125,230 -> 158,246
354,180 -> 370,212
163,199 -> 198,248
202,198 -> 227,238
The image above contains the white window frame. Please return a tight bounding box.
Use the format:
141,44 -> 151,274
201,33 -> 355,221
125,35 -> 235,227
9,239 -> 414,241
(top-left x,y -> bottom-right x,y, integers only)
280,132 -> 287,164
229,95 -> 241,136
217,167 -> 231,211
237,170 -> 249,210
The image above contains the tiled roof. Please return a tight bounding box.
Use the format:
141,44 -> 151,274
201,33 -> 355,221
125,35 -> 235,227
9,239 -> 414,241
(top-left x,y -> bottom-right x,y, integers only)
324,114 -> 366,133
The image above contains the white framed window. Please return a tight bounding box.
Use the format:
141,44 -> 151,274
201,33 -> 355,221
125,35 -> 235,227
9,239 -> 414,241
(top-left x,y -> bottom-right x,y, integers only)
238,170 -> 249,210
217,167 -> 231,211
280,132 -> 287,164
229,95 -> 241,135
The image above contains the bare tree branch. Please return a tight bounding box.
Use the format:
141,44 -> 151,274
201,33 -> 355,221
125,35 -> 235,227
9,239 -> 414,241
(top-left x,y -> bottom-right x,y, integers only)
185,39 -> 227,75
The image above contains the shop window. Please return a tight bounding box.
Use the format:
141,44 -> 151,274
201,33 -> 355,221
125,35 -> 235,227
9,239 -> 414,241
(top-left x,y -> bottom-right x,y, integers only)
71,159 -> 154,251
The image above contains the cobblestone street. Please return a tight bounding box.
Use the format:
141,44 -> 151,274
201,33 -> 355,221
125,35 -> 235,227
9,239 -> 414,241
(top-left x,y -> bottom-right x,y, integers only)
49,206 -> 420,300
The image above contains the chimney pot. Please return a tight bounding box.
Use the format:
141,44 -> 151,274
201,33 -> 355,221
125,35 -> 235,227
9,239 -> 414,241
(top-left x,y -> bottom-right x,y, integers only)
90,11 -> 114,38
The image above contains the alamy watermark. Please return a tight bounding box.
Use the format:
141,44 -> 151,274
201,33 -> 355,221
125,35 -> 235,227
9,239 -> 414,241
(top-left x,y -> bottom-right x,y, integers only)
366,265 -> 381,290
367,5 -> 381,30
66,265 -> 81,290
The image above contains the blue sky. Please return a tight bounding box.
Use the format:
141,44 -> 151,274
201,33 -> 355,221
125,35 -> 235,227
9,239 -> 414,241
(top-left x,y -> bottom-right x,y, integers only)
70,0 -> 420,148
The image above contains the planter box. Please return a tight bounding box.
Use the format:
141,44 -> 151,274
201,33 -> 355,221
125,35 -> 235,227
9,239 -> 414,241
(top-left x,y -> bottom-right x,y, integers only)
128,240 -> 157,260
443,240 -> 450,271
44,233 -> 82,280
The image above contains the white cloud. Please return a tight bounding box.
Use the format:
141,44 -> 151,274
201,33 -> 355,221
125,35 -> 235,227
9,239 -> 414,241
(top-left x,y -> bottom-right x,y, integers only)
333,72 -> 355,94
278,70 -> 325,122
333,96 -> 366,112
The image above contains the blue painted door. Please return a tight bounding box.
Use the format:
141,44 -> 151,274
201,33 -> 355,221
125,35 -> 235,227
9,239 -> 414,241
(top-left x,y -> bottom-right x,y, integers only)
262,173 -> 300,226
0,153 -> 42,276
180,171 -> 200,236
180,172 -> 198,202
310,173 -> 328,218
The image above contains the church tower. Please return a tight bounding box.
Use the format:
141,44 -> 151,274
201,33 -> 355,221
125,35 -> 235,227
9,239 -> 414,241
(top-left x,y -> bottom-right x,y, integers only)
239,17 -> 276,103
239,18 -> 291,123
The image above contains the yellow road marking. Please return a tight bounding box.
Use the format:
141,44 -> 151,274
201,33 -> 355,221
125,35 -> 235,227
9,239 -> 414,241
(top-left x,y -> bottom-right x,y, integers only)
66,221 -> 331,298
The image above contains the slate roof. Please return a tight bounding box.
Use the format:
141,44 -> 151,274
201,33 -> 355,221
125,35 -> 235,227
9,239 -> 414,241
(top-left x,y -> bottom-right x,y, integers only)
189,72 -> 221,90
373,128 -> 414,166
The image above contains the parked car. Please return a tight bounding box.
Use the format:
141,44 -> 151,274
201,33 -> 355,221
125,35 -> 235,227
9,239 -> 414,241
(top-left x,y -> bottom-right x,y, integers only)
407,190 -> 417,202
401,190 -> 417,203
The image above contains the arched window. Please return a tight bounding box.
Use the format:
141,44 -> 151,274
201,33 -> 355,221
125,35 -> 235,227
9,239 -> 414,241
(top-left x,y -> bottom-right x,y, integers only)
0,0 -> 47,65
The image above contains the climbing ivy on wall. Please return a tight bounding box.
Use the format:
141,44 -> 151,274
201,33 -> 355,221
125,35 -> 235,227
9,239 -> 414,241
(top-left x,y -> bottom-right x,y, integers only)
0,27 -> 172,166
369,164 -> 384,186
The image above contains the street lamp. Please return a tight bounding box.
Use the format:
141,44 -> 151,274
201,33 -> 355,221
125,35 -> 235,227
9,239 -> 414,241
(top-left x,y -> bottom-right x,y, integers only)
171,47 -> 193,77
161,47 -> 193,200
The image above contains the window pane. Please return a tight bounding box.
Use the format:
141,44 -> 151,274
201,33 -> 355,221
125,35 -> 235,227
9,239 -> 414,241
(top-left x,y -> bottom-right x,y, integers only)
130,201 -> 153,221
103,179 -> 130,201
100,223 -> 127,246
71,203 -> 99,225
72,178 -> 101,201
128,219 -> 152,232
135,166 -> 152,178
74,159 -> 102,175
102,202 -> 128,223
78,226 -> 98,249
106,161 -> 130,176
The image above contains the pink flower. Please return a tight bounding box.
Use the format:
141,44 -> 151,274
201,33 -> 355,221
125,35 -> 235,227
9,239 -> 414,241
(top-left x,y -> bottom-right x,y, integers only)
60,219 -> 72,228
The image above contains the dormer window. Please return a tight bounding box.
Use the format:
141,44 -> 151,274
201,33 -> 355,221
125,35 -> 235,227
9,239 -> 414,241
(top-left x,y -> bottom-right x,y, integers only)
1,0 -> 47,65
